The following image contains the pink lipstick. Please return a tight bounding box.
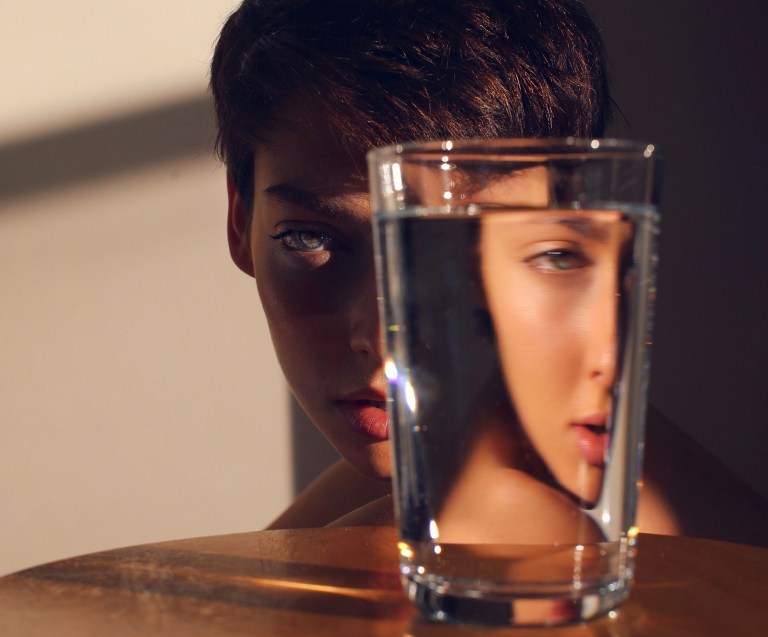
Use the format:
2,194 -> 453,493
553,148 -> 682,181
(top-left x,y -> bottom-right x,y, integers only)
336,397 -> 389,441
571,414 -> 608,466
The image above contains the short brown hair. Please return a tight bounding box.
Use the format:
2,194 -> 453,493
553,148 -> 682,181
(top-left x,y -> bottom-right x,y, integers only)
210,0 -> 612,206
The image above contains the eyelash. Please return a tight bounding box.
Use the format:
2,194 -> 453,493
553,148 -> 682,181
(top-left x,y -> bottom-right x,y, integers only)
269,228 -> 335,252
525,249 -> 591,273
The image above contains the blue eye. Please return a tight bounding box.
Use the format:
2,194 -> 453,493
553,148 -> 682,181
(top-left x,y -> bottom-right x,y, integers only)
270,229 -> 333,252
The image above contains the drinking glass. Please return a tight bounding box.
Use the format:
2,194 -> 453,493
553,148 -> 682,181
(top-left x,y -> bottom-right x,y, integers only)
368,139 -> 662,626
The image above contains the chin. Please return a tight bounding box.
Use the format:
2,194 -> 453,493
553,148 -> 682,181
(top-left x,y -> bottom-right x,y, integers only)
347,442 -> 393,482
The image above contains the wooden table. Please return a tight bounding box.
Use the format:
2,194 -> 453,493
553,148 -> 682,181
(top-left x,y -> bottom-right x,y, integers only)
0,527 -> 766,636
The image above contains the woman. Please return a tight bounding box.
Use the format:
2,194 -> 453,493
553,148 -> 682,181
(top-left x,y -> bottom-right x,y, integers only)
210,0 -> 768,545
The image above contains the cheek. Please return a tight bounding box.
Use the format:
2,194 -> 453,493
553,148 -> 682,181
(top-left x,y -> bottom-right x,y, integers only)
258,253 -> 339,317
253,258 -> 331,376
490,273 -> 588,395
252,245 -> 364,382
254,237 -> 362,330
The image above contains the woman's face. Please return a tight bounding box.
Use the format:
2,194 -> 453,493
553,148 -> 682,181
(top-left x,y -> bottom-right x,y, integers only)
480,203 -> 629,504
228,114 -> 391,480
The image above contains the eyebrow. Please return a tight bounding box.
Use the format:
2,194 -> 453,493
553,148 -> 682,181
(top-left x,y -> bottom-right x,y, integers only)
553,217 -> 611,242
263,183 -> 365,219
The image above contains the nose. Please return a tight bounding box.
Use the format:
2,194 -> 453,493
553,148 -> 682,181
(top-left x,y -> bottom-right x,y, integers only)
349,265 -> 383,360
587,278 -> 619,387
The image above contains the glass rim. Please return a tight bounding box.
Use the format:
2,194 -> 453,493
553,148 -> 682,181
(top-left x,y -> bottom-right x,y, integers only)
367,137 -> 660,162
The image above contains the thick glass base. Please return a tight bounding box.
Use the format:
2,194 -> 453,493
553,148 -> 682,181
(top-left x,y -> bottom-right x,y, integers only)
403,574 -> 631,626
398,538 -> 635,627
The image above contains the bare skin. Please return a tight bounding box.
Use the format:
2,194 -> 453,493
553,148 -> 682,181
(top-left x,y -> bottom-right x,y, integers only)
270,405 -> 768,548
433,418 -> 606,545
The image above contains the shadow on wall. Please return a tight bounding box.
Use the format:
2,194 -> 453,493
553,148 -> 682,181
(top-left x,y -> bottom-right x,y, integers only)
0,92 -> 294,575
0,95 -> 214,204
1,91 -> 336,501
291,398 -> 340,495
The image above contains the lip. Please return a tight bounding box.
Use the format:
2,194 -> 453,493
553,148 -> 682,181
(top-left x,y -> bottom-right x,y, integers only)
570,413 -> 608,466
336,390 -> 389,441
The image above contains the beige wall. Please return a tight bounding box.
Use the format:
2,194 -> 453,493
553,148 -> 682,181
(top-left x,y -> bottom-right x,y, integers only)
0,1 -> 239,142
0,154 -> 292,577
1,1 -> 292,577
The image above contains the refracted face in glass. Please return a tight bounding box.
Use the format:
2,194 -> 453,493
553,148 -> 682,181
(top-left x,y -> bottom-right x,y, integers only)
480,208 -> 630,506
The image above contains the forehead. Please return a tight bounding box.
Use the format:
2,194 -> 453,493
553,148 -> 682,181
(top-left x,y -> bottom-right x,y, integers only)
253,107 -> 369,201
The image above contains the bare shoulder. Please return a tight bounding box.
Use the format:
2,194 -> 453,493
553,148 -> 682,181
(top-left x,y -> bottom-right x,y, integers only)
439,465 -> 604,544
266,459 -> 392,530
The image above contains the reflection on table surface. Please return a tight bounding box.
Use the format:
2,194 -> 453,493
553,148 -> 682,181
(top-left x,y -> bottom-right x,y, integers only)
0,526 -> 766,636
